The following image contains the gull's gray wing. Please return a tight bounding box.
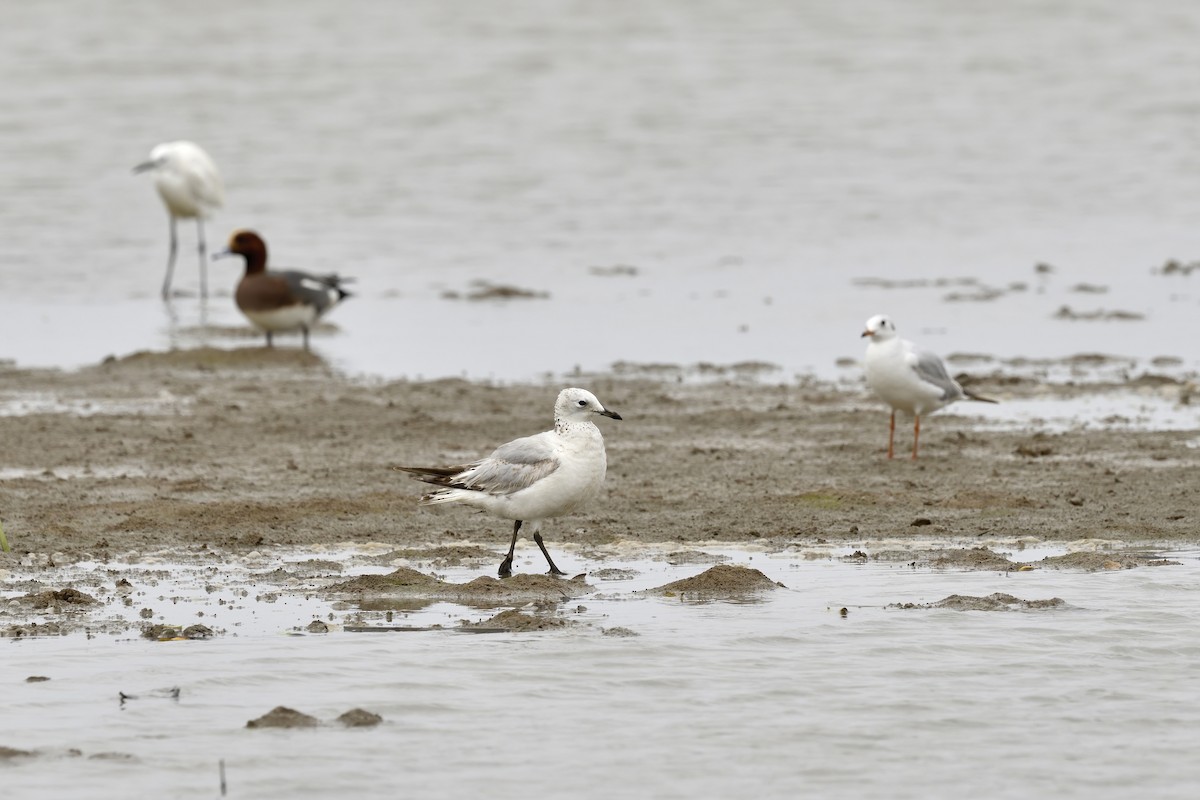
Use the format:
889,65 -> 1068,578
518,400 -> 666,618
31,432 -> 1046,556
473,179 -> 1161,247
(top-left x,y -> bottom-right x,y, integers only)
455,433 -> 561,495
910,348 -> 963,401
277,269 -> 352,312
400,433 -> 560,497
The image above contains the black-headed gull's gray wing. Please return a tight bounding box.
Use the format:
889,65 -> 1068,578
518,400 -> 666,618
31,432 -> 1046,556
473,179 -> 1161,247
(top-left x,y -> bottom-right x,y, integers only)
910,348 -> 963,401
910,348 -> 997,403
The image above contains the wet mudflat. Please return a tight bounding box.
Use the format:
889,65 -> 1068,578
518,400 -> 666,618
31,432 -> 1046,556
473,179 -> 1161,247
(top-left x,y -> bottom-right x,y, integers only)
1,354 -> 1199,798
0,350 -> 1195,564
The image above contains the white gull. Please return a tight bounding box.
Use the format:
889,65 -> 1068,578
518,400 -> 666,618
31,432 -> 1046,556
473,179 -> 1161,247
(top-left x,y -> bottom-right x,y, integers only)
862,314 -> 996,459
398,388 -> 622,577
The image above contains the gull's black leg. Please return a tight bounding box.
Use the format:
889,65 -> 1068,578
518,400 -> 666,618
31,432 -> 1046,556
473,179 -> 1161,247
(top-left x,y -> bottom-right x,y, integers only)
534,532 -> 566,576
499,520 -> 521,577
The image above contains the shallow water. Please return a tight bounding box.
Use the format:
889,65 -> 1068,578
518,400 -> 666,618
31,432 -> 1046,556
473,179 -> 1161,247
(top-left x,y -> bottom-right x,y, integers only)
5,544 -> 1200,798
2,1 -> 1199,381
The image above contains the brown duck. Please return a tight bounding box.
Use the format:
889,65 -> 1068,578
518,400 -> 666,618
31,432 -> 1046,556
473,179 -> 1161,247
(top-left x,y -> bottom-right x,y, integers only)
214,230 -> 352,350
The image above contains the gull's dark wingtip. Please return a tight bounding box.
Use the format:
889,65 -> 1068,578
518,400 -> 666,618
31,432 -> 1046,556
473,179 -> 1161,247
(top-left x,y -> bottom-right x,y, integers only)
395,464 -> 470,488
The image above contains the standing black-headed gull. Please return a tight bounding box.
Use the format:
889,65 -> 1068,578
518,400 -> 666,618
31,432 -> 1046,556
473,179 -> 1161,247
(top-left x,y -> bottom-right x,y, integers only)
398,388 -> 623,577
133,141 -> 224,300
213,230 -> 352,351
862,314 -> 996,459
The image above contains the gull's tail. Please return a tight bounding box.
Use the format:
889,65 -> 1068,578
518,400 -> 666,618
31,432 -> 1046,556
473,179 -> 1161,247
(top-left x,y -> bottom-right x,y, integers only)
964,389 -> 998,404
394,465 -> 472,505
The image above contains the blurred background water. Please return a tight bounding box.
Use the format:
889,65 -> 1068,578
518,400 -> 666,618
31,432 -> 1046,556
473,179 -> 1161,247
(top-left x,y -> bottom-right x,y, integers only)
1,0 -> 1198,380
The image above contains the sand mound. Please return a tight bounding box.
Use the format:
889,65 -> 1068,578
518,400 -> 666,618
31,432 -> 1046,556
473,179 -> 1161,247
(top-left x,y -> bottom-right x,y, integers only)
247,706 -> 318,729
465,608 -> 578,632
327,567 -> 442,591
648,564 -> 783,597
1038,552 -> 1182,571
327,568 -> 592,607
931,548 -> 1016,571
336,709 -> 383,727
22,588 -> 98,609
891,593 -> 1066,611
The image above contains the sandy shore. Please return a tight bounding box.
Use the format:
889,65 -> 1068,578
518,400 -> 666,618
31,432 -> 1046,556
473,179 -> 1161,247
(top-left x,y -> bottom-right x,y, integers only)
1,348 -> 1195,566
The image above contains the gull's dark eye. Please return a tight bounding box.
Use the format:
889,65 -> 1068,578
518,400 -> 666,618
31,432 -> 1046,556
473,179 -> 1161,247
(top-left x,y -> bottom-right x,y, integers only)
577,399 -> 587,407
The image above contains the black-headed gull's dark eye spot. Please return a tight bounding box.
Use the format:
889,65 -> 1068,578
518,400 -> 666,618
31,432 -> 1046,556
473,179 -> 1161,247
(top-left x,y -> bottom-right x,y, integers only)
577,399 -> 587,406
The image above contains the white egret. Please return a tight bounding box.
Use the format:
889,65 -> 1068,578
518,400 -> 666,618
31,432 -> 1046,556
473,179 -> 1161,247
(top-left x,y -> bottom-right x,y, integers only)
134,141 -> 224,299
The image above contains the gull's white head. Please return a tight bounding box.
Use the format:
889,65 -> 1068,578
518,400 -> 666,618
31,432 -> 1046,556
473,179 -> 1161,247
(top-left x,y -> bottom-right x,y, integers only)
555,388 -> 622,422
862,314 -> 898,342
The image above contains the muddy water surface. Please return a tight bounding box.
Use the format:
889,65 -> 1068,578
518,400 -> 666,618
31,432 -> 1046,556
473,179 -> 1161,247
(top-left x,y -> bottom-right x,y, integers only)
4,544 -> 1200,799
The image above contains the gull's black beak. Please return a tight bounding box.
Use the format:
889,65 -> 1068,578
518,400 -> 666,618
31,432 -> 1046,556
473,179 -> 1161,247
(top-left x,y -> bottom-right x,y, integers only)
861,330 -> 873,338
132,160 -> 155,174
598,408 -> 622,421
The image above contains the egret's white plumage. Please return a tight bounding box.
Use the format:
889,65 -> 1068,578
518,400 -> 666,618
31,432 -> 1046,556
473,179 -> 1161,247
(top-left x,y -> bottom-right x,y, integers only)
862,314 -> 996,459
398,388 -> 623,577
134,141 -> 224,299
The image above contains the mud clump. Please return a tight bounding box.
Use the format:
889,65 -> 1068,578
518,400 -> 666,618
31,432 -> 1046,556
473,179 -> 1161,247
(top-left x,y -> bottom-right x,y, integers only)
337,708 -> 383,728
1038,552 -> 1181,571
662,550 -> 732,565
327,567 -> 442,592
142,624 -> 215,640
465,609 -> 576,632
590,568 -> 639,581
648,565 -> 783,598
931,548 -> 1016,571
183,624 -> 214,640
1053,305 -> 1145,321
0,746 -> 34,759
247,707 -> 319,729
442,281 -> 549,301
142,625 -> 180,640
1157,259 -> 1200,276
451,574 -> 591,603
602,626 -> 639,637
23,588 -> 98,609
3,622 -> 64,638
328,568 -> 592,607
372,545 -> 497,566
891,593 -> 1066,611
